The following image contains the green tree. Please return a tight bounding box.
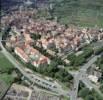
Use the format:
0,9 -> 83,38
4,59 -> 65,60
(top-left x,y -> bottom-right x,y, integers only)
85,95 -> 94,100
78,88 -> 90,98
67,53 -> 76,65
100,84 -> 103,93
95,47 -> 103,55
74,56 -> 85,66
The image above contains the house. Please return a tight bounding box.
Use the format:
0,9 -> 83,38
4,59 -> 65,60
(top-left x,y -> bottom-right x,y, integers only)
23,32 -> 33,43
23,44 -> 50,67
88,75 -> 98,83
32,55 -> 50,67
15,47 -> 29,63
87,65 -> 102,83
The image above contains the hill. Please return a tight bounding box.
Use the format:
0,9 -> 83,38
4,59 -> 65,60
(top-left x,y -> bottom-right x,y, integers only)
50,0 -> 103,27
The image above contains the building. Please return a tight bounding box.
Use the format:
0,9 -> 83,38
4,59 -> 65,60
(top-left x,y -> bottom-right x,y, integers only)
32,55 -> 50,67
4,83 -> 32,100
23,44 -> 50,67
88,75 -> 98,83
15,47 -> 29,63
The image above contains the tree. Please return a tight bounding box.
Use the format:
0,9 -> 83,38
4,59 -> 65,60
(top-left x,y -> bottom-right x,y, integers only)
67,53 -> 76,65
84,95 -> 94,100
78,88 -> 90,98
78,82 -> 85,91
74,56 -> 85,66
96,56 -> 103,72
82,48 -> 93,59
95,47 -> 103,55
100,84 -> 103,93
31,33 -> 41,40
26,62 -> 36,71
55,68 -> 73,82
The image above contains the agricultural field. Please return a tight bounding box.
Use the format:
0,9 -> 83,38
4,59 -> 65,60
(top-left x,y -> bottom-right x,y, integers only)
0,52 -> 15,99
50,0 -> 103,27
1,0 -> 103,27
0,74 -> 14,86
0,74 -> 14,99
0,52 -> 14,73
0,52 -> 14,84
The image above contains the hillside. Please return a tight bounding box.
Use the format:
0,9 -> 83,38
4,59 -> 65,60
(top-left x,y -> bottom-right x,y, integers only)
1,0 -> 103,27
1,0 -> 23,10
50,0 -> 103,27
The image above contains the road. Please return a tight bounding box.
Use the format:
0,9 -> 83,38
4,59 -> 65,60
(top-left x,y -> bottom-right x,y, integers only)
0,37 -> 69,97
69,73 -> 80,100
82,76 -> 103,98
1,35 -> 103,100
80,55 -> 100,71
68,52 -> 103,100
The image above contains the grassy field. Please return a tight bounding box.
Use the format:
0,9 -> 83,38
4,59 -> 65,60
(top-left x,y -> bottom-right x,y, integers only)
50,0 -> 103,27
0,52 -> 14,98
0,74 -> 14,99
0,52 -> 14,73
0,73 -> 14,85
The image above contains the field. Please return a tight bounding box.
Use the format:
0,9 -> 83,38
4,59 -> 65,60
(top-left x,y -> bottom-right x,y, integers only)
0,73 -> 14,99
50,0 -> 103,27
0,52 -> 14,85
1,0 -> 103,27
0,52 -> 14,98
0,74 -> 14,85
0,52 -> 14,73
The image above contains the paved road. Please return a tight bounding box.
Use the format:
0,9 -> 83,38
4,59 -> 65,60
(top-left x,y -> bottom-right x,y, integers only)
1,35 -> 103,100
0,37 -> 69,97
64,40 -> 103,100
80,55 -> 100,71
68,52 -> 103,100
70,73 -> 80,100
81,76 -> 103,98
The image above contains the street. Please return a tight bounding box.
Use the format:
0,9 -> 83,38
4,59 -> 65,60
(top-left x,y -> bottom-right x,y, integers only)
0,36 -> 103,100
0,36 -> 69,97
68,51 -> 103,100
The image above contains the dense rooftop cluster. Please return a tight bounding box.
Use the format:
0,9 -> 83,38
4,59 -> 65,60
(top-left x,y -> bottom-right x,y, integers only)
1,10 -> 103,67
14,43 -> 50,67
5,30 -> 49,67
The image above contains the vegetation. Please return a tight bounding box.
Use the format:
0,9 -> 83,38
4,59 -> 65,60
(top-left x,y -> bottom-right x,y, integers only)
0,52 -> 15,89
33,45 -> 66,65
78,87 -> 90,98
0,73 -> 14,86
37,61 -> 73,86
49,0 -> 103,27
13,51 -> 73,86
96,56 -> 103,87
78,82 -> 103,100
0,47 -> 1,51
62,96 -> 70,100
96,56 -> 103,72
67,46 -> 93,66
0,52 -> 14,73
95,47 -> 103,55
30,33 -> 41,40
26,61 -> 73,87
100,84 -> 103,93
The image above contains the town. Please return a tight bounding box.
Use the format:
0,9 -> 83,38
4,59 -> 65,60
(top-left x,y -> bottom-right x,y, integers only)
0,0 -> 103,100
